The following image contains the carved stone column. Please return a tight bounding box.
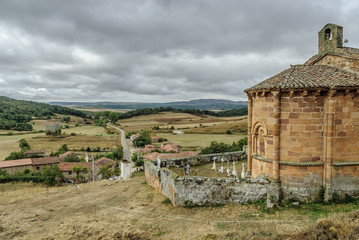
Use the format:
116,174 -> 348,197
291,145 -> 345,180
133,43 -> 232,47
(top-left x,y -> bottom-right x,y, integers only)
247,93 -> 253,175
324,90 -> 336,200
272,90 -> 281,182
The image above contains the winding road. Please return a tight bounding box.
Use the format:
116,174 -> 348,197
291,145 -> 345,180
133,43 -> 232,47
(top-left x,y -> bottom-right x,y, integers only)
107,124 -> 131,160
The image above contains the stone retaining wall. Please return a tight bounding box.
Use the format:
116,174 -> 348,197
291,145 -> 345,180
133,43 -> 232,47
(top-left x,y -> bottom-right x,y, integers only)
145,151 -> 274,206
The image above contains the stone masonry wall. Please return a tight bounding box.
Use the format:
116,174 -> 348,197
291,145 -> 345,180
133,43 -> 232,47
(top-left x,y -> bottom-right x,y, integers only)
145,160 -> 272,206
174,176 -> 270,206
332,91 -> 359,162
279,91 -> 324,163
251,93 -> 275,160
315,55 -> 359,73
145,151 -> 276,206
252,157 -> 272,179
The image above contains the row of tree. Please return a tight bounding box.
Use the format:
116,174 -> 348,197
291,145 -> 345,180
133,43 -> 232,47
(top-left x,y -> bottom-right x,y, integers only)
200,138 -> 248,154
92,107 -> 248,125
0,96 -> 88,131
116,107 -> 248,120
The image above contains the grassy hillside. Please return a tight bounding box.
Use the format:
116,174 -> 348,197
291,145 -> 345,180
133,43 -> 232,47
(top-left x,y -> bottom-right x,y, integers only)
0,96 -> 87,131
1,173 -> 358,239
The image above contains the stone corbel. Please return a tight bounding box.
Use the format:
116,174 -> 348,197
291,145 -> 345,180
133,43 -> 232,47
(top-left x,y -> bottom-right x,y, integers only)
272,90 -> 280,98
261,91 -> 266,97
329,90 -> 337,98
302,91 -> 308,97
315,90 -> 321,96
345,89 -> 350,95
289,90 -> 294,98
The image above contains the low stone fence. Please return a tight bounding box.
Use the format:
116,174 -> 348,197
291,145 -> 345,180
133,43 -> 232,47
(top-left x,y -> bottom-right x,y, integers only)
145,151 -> 274,206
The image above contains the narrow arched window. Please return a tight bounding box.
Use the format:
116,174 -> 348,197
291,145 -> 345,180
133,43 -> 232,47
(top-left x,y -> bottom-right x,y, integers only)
325,28 -> 332,41
258,129 -> 265,156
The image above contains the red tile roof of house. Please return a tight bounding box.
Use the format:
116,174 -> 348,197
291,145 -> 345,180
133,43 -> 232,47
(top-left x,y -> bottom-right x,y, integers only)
95,157 -> 116,168
58,162 -> 93,171
31,157 -> 60,166
0,159 -> 32,168
0,157 -> 61,169
23,150 -> 46,155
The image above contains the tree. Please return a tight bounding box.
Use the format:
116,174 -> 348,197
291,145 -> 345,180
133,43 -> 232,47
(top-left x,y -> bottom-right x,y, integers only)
63,153 -> 83,162
0,169 -> 9,176
99,163 -> 114,179
108,112 -> 119,123
133,136 -> 146,147
71,165 -> 88,182
131,153 -> 144,167
5,151 -> 25,160
19,139 -> 30,151
42,165 -> 64,186
199,138 -> 248,154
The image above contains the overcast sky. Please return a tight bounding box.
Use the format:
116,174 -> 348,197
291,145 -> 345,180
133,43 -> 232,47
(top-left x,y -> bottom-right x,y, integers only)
0,0 -> 358,103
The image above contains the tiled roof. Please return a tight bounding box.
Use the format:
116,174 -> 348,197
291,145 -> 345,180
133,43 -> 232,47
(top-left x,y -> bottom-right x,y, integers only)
0,157 -> 60,169
305,47 -> 359,65
245,65 -> 359,92
59,162 -> 93,171
23,150 -> 46,155
0,159 -> 32,168
95,157 -> 116,168
31,157 -> 60,165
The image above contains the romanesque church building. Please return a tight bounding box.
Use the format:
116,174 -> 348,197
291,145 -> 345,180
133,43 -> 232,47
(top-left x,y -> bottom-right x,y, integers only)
245,23 -> 359,200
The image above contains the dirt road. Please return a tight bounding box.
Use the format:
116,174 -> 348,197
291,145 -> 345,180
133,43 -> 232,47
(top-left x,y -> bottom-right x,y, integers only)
107,124 -> 131,160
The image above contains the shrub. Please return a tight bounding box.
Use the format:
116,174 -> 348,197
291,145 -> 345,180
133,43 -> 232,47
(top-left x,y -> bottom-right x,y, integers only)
42,165 -> 64,186
226,130 -> 232,134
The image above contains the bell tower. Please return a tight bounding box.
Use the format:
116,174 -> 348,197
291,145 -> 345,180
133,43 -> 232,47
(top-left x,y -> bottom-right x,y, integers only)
318,23 -> 343,54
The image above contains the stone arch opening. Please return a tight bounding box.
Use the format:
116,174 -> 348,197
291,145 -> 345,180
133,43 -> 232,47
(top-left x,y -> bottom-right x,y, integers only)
325,28 -> 332,40
252,121 -> 268,158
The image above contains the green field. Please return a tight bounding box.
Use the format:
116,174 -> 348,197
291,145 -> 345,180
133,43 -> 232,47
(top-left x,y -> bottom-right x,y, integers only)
155,133 -> 246,148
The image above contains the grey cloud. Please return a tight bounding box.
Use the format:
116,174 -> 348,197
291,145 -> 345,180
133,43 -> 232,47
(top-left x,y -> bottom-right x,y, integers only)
0,0 -> 358,102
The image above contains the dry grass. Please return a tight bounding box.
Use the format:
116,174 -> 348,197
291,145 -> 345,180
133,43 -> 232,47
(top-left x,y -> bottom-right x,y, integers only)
28,134 -> 120,153
0,173 -> 324,240
0,133 -> 44,160
119,112 -> 247,134
155,133 -> 246,148
0,126 -> 119,160
2,173 -> 358,239
290,210 -> 359,240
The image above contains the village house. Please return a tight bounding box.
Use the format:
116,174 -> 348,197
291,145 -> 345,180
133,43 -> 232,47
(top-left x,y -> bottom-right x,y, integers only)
59,162 -> 99,182
245,23 -> 359,200
160,142 -> 181,153
172,130 -> 184,135
0,157 -> 60,175
23,150 -> 46,157
95,157 -> 116,170
130,133 -> 141,141
151,136 -> 161,142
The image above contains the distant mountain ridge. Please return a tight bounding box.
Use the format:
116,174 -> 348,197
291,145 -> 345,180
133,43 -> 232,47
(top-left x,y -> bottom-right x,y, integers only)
50,99 -> 248,110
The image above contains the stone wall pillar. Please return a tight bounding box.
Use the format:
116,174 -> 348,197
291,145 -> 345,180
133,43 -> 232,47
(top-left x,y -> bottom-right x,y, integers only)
272,91 -> 281,182
247,93 -> 253,175
324,90 -> 336,194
